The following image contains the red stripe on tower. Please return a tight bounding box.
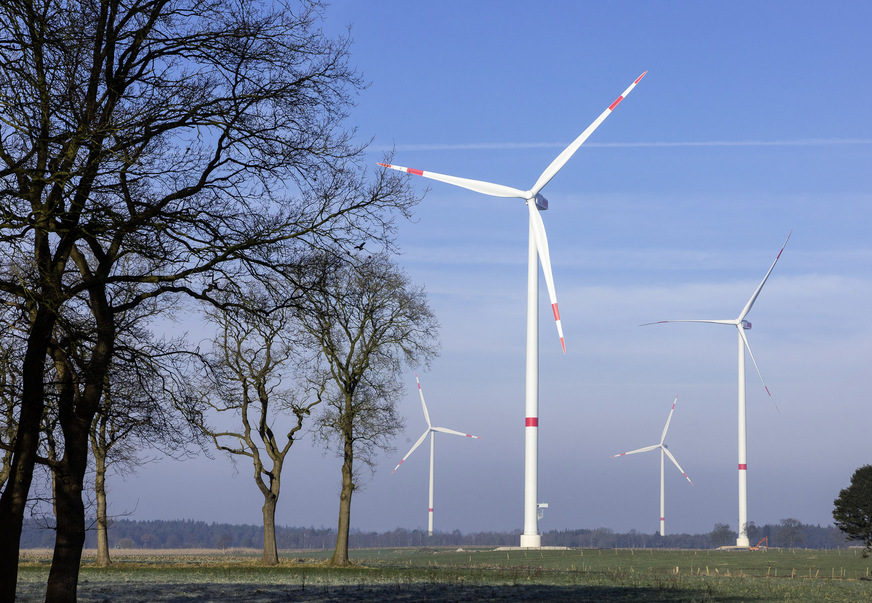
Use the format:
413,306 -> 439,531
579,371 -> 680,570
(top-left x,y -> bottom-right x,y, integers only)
428,508 -> 433,512
526,417 -> 538,427
739,464 -> 747,470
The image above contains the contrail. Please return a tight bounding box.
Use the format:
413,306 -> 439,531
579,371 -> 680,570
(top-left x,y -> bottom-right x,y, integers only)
373,138 -> 872,153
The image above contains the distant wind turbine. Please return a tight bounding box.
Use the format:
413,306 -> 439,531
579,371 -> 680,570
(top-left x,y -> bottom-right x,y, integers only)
379,71 -> 647,547
642,232 -> 790,547
392,374 -> 480,537
612,396 -> 693,537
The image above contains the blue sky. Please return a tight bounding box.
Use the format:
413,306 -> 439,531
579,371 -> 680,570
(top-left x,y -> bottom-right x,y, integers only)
115,1 -> 871,538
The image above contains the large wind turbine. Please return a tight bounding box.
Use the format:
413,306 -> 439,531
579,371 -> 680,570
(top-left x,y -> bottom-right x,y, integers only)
612,396 -> 693,537
642,233 -> 790,547
392,374 -> 480,536
380,72 -> 646,547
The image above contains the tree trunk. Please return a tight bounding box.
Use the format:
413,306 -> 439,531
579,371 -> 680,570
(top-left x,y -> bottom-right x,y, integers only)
0,315 -> 55,603
45,416 -> 91,603
330,438 -> 354,566
262,493 -> 279,565
0,421 -> 42,603
94,445 -> 111,567
46,286 -> 114,601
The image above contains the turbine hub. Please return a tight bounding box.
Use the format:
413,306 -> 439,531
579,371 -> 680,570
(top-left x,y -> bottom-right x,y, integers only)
534,193 -> 548,211
742,320 -> 752,330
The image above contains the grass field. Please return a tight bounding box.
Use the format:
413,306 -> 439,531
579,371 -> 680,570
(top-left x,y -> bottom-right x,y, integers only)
17,547 -> 872,602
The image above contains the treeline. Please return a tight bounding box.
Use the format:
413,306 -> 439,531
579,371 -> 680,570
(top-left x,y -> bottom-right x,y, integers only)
543,523 -> 849,550
19,518 -> 851,550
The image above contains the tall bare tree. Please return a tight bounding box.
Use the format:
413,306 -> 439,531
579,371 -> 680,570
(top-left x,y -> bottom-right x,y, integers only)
297,253 -> 439,566
0,0 -> 420,598
89,325 -> 201,567
196,285 -> 318,565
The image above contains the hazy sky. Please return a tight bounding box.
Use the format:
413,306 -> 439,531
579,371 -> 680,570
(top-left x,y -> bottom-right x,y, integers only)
113,1 -> 871,538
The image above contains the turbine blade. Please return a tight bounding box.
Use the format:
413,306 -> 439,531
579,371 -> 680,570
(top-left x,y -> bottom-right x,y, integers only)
640,319 -> 735,327
660,396 -> 679,445
392,430 -> 430,474
528,202 -> 566,353
432,426 -> 481,439
738,327 -> 781,413
612,444 -> 659,457
738,327 -> 770,397
530,71 -> 647,196
737,231 -> 791,322
415,373 -> 432,428
377,163 -> 526,199
663,447 -> 693,485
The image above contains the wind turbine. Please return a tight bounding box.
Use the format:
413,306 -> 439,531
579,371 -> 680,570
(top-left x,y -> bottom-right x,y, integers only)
611,396 -> 693,537
642,232 -> 790,547
392,374 -> 480,536
379,72 -> 646,547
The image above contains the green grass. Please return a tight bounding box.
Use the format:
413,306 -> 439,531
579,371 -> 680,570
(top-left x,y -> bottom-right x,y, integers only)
17,547 -> 872,602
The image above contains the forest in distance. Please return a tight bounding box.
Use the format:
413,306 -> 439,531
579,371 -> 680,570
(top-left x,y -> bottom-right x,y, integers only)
19,518 -> 851,552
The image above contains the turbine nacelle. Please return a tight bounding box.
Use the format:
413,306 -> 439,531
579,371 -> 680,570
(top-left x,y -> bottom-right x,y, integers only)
533,193 -> 548,211
742,320 -> 752,330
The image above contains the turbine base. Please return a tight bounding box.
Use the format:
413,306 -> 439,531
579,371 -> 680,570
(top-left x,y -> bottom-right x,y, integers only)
519,534 -> 541,548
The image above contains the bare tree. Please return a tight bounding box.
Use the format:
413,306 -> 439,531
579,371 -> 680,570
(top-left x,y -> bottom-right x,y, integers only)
89,328 -> 201,567
0,0 -> 420,598
777,517 -> 805,549
195,285 -> 318,565
709,522 -> 737,548
297,253 -> 439,566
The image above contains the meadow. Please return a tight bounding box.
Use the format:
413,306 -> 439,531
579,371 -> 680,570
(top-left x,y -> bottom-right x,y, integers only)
17,546 -> 872,602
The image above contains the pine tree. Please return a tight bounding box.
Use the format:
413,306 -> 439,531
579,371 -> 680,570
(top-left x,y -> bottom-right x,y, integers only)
833,465 -> 872,557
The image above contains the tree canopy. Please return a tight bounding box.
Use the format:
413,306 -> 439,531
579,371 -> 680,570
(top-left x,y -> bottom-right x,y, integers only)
297,252 -> 439,565
833,464 -> 872,557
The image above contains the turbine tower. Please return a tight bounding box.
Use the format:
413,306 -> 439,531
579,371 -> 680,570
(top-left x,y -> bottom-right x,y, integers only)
642,233 -> 790,547
392,374 -> 480,536
611,396 -> 693,537
380,72 -> 646,547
